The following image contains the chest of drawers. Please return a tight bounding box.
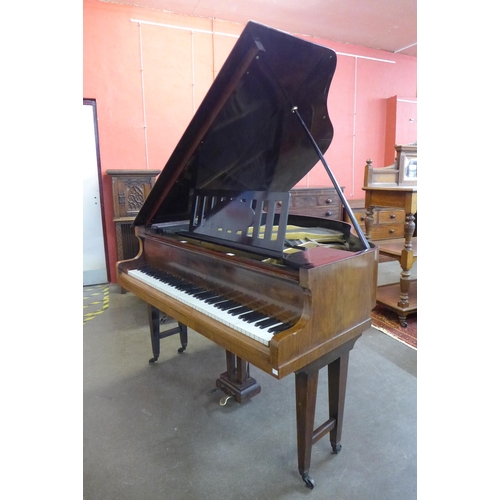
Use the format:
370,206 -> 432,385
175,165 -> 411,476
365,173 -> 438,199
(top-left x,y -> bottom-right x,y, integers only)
352,207 -> 406,240
286,188 -> 343,220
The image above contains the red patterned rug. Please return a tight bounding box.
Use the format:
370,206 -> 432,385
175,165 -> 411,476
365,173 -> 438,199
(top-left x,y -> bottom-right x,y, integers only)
371,305 -> 417,349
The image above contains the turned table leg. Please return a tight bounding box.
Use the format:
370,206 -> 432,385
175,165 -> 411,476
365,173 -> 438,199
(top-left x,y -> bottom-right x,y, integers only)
364,206 -> 374,241
397,213 -> 416,307
395,213 -> 416,326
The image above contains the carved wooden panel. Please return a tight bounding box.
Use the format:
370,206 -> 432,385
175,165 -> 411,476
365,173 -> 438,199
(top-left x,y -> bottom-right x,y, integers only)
106,169 -> 161,261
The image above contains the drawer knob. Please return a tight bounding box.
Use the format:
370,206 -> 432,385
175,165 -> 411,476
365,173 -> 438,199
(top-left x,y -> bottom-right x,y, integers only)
360,216 -> 365,221
325,211 -> 332,216
325,198 -> 333,204
389,229 -> 395,234
390,214 -> 396,219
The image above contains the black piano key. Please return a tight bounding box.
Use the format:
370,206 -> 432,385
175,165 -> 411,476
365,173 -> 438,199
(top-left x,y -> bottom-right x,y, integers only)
268,323 -> 291,334
214,300 -> 240,311
255,317 -> 281,329
177,283 -> 201,292
228,305 -> 251,316
192,290 -> 216,299
239,311 -> 268,323
205,295 -> 227,304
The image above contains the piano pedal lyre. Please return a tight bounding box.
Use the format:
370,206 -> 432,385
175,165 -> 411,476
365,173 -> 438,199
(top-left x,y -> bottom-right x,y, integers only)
214,351 -> 261,405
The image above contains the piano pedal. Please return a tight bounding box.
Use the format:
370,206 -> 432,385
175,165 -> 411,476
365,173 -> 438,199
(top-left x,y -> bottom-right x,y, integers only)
219,395 -> 234,406
207,387 -> 235,406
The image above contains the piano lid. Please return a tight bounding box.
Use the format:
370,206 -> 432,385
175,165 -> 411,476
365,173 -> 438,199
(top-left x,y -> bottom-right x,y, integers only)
135,21 -> 337,227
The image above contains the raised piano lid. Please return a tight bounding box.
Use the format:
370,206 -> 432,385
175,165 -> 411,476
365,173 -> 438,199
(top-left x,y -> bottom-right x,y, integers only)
134,21 -> 337,228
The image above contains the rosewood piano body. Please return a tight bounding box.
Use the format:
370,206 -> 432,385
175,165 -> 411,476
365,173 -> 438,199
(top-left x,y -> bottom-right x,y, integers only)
117,21 -> 378,489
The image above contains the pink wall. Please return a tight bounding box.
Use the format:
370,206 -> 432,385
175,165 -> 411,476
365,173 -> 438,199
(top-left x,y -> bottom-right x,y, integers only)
83,0 -> 416,282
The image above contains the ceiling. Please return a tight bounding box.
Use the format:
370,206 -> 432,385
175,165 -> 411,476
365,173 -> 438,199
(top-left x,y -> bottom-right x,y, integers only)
112,0 -> 417,57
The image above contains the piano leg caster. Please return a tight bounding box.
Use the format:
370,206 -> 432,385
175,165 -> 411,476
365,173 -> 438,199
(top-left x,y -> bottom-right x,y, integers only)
398,316 -> 408,327
332,443 -> 342,454
300,472 -> 315,489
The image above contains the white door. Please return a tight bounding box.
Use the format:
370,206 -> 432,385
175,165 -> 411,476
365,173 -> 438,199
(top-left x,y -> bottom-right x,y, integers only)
83,101 -> 108,285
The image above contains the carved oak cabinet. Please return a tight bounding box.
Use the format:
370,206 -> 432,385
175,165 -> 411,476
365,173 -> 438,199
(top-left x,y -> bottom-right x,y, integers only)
106,169 -> 161,262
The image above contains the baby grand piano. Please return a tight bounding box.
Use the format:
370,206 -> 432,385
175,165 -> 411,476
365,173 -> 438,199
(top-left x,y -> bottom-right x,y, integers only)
117,21 -> 378,489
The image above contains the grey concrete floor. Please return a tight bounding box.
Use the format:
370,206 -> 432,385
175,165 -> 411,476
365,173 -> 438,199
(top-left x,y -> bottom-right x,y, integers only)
83,266 -> 417,500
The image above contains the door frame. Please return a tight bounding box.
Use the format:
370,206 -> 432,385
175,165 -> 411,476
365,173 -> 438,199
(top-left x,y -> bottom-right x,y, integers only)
83,98 -> 110,283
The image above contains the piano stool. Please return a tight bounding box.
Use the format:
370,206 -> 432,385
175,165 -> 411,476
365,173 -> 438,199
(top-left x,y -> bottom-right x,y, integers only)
83,283 -> 417,500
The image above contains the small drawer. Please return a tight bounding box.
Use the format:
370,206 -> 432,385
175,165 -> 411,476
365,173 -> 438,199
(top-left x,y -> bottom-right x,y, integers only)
319,196 -> 337,206
354,212 -> 367,224
292,195 -> 319,209
371,225 -> 405,239
378,210 -> 405,224
290,207 -> 340,219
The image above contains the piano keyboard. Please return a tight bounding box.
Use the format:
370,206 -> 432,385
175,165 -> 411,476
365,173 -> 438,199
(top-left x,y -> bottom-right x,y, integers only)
128,266 -> 293,345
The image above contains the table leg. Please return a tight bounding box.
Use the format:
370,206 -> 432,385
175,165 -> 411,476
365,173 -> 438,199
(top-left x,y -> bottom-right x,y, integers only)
396,212 -> 416,325
364,206 -> 374,241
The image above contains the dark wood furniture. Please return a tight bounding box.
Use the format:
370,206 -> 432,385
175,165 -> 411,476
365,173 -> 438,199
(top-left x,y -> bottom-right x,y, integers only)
288,187 -> 343,220
362,148 -> 417,326
372,238 -> 417,326
352,205 -> 406,240
117,22 -> 377,489
106,169 -> 160,291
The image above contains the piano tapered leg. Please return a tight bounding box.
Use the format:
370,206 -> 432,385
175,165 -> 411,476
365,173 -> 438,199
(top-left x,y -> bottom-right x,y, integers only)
294,336 -> 359,489
328,353 -> 350,454
147,305 -> 189,363
295,367 -> 319,489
